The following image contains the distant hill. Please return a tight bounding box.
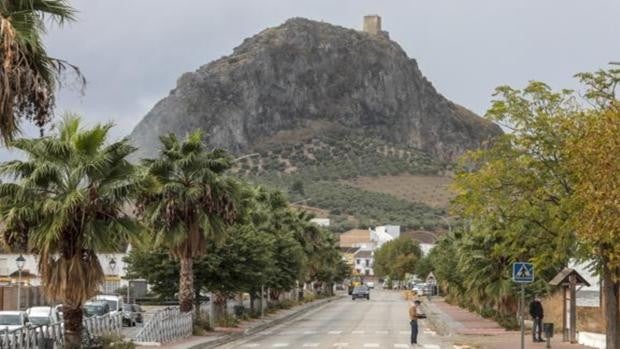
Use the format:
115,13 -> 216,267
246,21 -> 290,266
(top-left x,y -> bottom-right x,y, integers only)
129,17 -> 501,233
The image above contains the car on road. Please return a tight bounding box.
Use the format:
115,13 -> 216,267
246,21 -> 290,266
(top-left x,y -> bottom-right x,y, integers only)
412,283 -> 427,296
26,306 -> 60,326
0,311 -> 29,331
366,282 -> 375,289
351,285 -> 370,300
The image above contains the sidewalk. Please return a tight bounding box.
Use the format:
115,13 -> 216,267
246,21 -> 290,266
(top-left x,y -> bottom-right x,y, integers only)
423,298 -> 594,349
136,295 -> 339,349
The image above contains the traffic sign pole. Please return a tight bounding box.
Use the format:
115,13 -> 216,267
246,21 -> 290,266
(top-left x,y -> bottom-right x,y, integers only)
521,284 -> 525,349
512,262 -> 534,349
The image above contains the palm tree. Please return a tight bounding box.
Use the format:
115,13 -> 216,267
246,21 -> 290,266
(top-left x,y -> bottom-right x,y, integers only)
137,131 -> 241,312
0,0 -> 83,143
0,116 -> 141,348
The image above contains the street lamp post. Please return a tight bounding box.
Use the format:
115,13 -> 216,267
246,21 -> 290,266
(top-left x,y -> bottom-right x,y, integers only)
15,254 -> 25,310
108,257 -> 117,294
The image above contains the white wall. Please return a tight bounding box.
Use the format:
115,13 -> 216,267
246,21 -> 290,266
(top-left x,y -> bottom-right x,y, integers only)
419,243 -> 436,256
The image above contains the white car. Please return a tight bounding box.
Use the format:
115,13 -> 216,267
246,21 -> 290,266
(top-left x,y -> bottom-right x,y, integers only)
90,295 -> 123,316
412,283 -> 427,296
366,282 -> 375,289
26,306 -> 60,326
0,311 -> 29,331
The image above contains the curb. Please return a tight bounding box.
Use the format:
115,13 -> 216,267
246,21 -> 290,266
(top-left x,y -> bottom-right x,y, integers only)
189,296 -> 339,349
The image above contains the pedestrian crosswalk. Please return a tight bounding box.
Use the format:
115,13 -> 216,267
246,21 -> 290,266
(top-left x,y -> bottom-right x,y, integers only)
242,344 -> 442,348
236,327 -> 441,348
239,329 -> 436,336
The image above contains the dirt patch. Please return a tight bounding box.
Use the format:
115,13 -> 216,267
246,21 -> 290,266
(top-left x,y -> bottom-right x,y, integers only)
347,174 -> 454,208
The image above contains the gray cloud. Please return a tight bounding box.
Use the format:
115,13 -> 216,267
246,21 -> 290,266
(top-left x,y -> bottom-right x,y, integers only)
3,0 -> 619,159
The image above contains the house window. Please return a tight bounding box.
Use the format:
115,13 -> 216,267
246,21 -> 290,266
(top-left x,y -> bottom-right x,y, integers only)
356,269 -> 361,274
365,260 -> 369,267
356,259 -> 361,265
365,270 -> 370,276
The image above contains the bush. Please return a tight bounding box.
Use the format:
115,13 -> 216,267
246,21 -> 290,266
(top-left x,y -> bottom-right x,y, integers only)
193,316 -> 212,335
217,313 -> 240,327
100,335 -> 135,349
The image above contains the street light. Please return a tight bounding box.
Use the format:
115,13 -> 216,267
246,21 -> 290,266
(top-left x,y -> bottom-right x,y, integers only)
15,254 -> 25,310
108,258 -> 117,294
109,257 -> 117,272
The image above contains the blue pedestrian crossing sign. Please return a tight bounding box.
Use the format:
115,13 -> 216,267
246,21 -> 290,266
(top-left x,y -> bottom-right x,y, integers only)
512,262 -> 534,283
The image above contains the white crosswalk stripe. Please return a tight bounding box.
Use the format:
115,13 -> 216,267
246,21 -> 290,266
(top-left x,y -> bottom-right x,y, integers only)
328,330 -> 342,335
333,343 -> 349,347
302,344 -> 320,348
424,345 -> 441,349
399,330 -> 410,335
272,344 -> 289,348
364,344 -> 380,348
303,331 -> 318,334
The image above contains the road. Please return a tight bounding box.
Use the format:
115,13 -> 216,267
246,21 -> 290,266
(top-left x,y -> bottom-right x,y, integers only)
218,288 -> 452,349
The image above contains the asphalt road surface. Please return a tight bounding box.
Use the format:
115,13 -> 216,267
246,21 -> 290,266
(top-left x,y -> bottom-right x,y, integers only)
218,289 -> 452,349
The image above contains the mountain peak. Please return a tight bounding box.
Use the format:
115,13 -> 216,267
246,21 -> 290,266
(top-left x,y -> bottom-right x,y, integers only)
130,16 -> 501,160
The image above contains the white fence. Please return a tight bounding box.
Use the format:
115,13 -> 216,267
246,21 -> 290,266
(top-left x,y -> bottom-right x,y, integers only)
134,307 -> 192,344
0,312 -> 122,348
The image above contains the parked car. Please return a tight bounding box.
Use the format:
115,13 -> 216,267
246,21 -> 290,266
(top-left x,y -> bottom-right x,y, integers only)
83,301 -> 110,318
0,311 -> 29,331
366,282 -> 375,289
121,304 -> 143,327
26,306 -> 60,326
91,295 -> 123,316
351,285 -> 370,300
54,304 -> 64,321
131,304 -> 144,324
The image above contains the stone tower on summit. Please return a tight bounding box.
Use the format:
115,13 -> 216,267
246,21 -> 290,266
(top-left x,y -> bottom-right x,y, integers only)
363,15 -> 389,39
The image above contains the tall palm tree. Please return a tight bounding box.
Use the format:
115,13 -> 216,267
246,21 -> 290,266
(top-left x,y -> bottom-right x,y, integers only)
138,131 -> 240,312
0,116 -> 141,348
0,0 -> 83,143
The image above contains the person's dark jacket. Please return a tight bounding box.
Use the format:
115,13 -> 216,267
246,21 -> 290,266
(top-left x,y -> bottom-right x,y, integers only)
529,300 -> 544,319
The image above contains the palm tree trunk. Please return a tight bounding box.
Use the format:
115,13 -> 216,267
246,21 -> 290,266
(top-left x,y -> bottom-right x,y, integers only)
63,306 -> 83,349
179,257 -> 194,313
602,263 -> 620,349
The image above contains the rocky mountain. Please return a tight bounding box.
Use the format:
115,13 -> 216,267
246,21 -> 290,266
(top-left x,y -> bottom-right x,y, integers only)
130,17 -> 501,161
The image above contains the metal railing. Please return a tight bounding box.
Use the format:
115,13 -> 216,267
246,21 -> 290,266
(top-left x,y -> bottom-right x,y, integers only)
0,312 -> 122,348
134,307 -> 192,344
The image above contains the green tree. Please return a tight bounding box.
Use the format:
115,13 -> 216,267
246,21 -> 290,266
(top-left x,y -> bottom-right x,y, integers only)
373,236 -> 422,281
564,70 -> 619,348
0,117 -> 141,347
451,69 -> 620,342
137,131 -> 241,313
0,0 -> 84,142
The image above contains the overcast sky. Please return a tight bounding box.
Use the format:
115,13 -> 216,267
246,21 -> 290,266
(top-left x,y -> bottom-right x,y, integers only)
13,0 -> 620,151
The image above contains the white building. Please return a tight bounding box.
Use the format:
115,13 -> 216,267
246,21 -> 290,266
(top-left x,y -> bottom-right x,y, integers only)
354,250 -> 374,276
310,218 -> 330,227
0,253 -> 130,293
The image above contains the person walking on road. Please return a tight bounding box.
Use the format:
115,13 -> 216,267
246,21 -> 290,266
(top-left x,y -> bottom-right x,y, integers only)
409,300 -> 424,347
529,296 -> 544,342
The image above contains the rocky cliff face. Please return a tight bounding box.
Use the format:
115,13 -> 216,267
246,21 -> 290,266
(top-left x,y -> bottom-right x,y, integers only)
130,18 -> 501,160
